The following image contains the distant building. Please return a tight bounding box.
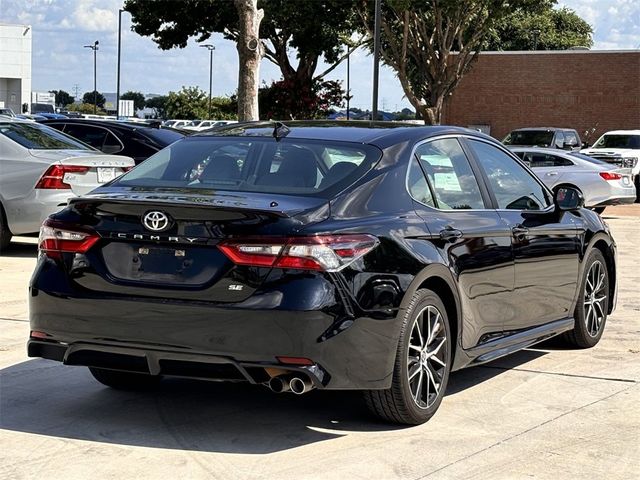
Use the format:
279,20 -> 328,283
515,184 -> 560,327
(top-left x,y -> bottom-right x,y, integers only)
0,23 -> 32,114
442,50 -> 640,143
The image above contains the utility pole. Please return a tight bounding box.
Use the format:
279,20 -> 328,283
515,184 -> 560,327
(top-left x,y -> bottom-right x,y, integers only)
72,84 -> 80,102
346,48 -> 351,120
200,44 -> 215,119
116,9 -> 124,118
84,40 -> 99,113
371,0 -> 381,121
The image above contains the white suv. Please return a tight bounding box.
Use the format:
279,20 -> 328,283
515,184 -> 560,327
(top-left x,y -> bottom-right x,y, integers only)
581,130 -> 640,199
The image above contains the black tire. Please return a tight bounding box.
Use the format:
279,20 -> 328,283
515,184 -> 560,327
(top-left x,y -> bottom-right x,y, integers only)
0,203 -> 12,253
635,175 -> 640,203
89,367 -> 161,390
592,207 -> 606,214
565,249 -> 609,348
364,289 -> 452,425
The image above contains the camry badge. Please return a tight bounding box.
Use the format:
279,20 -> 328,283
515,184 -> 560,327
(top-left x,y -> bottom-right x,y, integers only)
142,211 -> 171,232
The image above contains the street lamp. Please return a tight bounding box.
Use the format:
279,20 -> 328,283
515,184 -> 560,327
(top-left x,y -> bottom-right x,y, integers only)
200,44 -> 215,119
371,0 -> 381,121
116,9 -> 124,118
84,40 -> 99,114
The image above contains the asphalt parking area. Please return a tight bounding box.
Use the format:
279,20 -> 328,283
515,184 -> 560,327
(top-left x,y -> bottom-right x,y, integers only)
1,206 -> 639,479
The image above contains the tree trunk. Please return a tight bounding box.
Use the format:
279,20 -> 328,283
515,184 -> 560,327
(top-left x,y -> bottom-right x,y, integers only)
234,0 -> 264,121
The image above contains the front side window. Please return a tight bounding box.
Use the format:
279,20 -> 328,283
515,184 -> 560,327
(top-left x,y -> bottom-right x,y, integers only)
411,138 -> 485,210
469,140 -> 551,211
114,137 -> 382,197
564,131 -> 579,147
0,122 -> 91,150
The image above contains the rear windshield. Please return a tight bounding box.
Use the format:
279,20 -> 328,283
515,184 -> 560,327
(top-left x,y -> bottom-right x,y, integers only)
139,127 -> 185,146
503,131 -> 554,147
593,134 -> 640,149
113,137 -> 382,196
0,121 -> 92,150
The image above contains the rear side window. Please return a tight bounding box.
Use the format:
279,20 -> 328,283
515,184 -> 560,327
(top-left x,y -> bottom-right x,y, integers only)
0,122 -> 91,150
410,138 -> 485,210
469,140 -> 551,211
115,137 -> 382,197
63,124 -> 122,153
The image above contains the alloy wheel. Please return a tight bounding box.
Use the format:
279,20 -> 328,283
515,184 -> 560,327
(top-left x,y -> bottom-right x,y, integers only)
584,260 -> 607,337
407,305 -> 448,409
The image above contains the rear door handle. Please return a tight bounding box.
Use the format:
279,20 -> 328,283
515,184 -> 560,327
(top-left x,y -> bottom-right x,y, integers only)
512,225 -> 529,239
439,227 -> 463,242
545,172 -> 558,176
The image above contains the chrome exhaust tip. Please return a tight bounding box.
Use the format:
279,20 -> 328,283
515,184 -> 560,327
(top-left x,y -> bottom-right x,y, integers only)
289,376 -> 313,395
268,375 -> 291,393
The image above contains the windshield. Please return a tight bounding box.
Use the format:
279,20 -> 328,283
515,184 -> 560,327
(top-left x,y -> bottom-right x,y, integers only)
0,121 -> 93,150
593,134 -> 640,149
113,136 -> 382,197
503,131 -> 554,147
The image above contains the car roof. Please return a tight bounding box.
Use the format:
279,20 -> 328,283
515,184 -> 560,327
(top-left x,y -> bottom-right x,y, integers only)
508,146 -> 575,156
194,120 -> 487,147
40,118 -> 156,130
511,127 -> 575,132
601,130 -> 640,135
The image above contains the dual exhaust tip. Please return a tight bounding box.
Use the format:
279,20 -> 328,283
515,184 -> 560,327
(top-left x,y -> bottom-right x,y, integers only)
268,374 -> 314,395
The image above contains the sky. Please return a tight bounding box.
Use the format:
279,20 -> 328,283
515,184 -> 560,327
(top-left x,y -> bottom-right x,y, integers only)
1,0 -> 638,112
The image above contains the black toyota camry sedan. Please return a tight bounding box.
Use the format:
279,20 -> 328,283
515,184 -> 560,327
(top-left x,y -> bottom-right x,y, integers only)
28,121 -> 616,425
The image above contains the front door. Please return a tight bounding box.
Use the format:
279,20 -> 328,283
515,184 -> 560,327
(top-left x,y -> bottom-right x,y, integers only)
465,138 -> 580,331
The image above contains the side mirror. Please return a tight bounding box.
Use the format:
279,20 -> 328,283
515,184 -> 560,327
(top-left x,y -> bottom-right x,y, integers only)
555,186 -> 584,211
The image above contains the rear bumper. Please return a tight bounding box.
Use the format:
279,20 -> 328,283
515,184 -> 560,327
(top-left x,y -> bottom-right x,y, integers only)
29,270 -> 402,390
593,195 -> 637,207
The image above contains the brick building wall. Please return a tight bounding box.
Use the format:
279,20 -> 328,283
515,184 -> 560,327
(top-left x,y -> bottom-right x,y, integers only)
442,50 -> 640,144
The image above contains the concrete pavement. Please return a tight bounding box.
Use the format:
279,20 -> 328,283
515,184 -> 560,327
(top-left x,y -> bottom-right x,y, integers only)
1,206 -> 639,480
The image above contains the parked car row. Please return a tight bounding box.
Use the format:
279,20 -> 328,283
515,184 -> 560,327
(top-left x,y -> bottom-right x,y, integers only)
163,119 -> 238,131
503,126 -> 640,209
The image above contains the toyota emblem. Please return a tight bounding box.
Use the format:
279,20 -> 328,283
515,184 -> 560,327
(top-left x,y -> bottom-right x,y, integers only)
142,211 -> 171,232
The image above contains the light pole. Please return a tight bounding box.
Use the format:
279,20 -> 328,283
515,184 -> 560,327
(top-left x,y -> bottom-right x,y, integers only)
200,44 -> 215,119
84,40 -> 99,114
371,0 -> 381,121
346,48 -> 351,120
116,9 -> 124,118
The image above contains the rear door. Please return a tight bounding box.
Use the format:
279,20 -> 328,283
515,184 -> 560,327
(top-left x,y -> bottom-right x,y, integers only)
465,138 -> 580,330
408,136 -> 514,349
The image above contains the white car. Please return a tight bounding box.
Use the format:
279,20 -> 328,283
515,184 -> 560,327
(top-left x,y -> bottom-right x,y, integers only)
581,130 -> 640,200
183,120 -> 238,132
0,119 -> 134,250
162,119 -> 192,129
510,147 -> 636,213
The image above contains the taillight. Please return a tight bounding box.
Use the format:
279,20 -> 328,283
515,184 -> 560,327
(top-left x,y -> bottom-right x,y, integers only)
38,219 -> 99,258
599,172 -> 622,181
35,164 -> 90,189
218,234 -> 378,272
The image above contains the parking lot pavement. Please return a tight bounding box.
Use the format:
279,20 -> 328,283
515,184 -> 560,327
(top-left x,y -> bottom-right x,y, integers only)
1,206 -> 639,480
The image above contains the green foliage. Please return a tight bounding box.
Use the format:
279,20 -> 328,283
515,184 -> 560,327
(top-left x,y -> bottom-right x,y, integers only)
120,91 -> 146,111
49,90 -> 74,107
164,86 -> 236,120
67,103 -> 106,115
486,7 -> 593,50
258,78 -> 345,120
124,0 -> 359,81
145,95 -> 169,118
82,91 -> 105,109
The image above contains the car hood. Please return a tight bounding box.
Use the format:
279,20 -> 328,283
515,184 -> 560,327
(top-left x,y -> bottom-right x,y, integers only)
580,148 -> 639,157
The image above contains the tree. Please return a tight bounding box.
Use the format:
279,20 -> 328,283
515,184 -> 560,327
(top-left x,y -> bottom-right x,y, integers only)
124,0 -> 360,119
121,91 -> 146,111
259,78 -> 344,120
49,90 -> 74,107
358,0 -> 583,125
164,86 -> 237,120
67,103 -> 106,115
82,91 -> 105,109
486,7 -> 593,50
235,0 -> 263,120
145,95 -> 168,119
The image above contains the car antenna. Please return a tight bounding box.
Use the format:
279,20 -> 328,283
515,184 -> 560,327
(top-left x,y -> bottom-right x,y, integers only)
272,121 -> 290,142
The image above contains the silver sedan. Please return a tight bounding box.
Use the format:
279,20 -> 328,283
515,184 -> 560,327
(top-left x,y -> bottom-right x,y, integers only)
0,119 -> 134,250
509,147 -> 636,213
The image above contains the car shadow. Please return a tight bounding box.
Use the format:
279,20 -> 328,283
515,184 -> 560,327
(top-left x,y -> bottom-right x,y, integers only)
0,348 -> 547,454
1,240 -> 38,259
